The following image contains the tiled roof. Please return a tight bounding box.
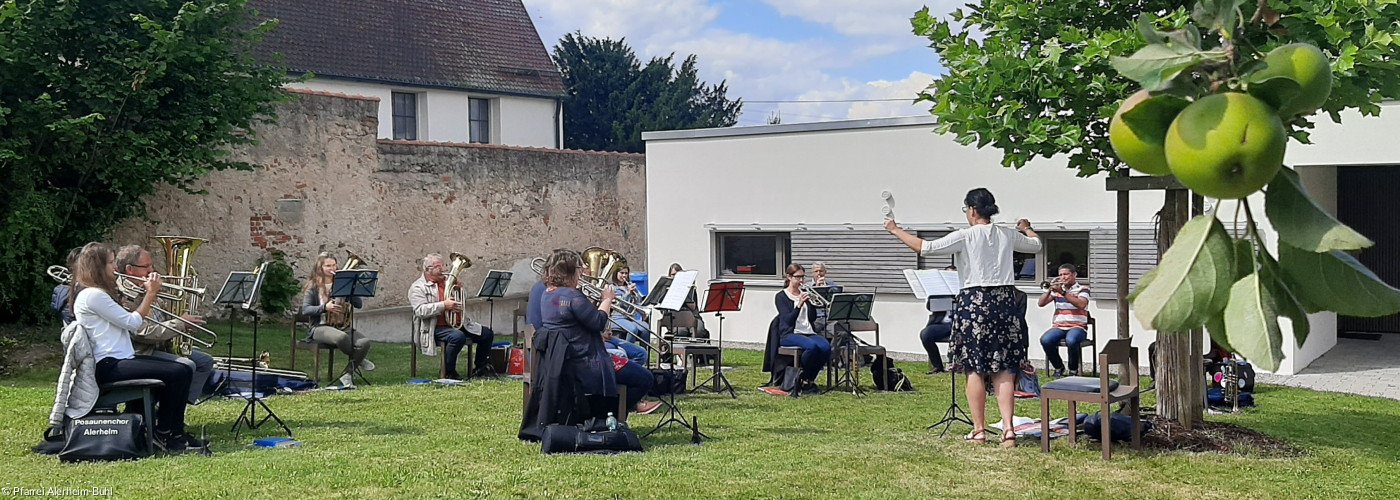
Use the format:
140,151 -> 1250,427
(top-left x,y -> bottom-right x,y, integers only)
248,0 -> 565,98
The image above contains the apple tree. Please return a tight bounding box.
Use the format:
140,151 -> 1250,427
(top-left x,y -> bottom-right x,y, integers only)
914,0 -> 1400,426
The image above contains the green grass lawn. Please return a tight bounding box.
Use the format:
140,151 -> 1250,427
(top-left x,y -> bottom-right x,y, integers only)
2,321 -> 1397,499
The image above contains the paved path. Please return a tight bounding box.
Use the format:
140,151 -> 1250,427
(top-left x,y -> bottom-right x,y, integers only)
1256,335 -> 1400,401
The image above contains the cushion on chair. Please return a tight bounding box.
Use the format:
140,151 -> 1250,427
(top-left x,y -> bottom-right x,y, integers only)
98,379 -> 165,391
1042,376 -> 1118,393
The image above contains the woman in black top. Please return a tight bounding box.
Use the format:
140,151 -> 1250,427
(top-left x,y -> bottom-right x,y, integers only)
775,264 -> 831,394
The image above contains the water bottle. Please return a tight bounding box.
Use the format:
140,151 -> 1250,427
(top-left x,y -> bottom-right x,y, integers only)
606,412 -> 618,432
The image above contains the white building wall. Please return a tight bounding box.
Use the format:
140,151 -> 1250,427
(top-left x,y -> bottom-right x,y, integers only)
286,78 -> 558,148
645,107 -> 1400,376
499,96 -> 559,148
644,118 -> 1169,369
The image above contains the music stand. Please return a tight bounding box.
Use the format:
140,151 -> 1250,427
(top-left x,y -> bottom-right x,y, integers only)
695,281 -> 742,398
216,263 -> 291,441
642,274 -> 709,441
826,293 -> 874,396
925,299 -> 985,438
474,270 -> 511,376
331,269 -> 379,385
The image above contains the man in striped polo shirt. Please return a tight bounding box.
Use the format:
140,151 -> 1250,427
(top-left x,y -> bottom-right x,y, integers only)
1038,263 -> 1090,377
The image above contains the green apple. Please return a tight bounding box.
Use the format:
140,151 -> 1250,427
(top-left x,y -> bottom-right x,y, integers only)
1249,43 -> 1332,118
1165,93 -> 1287,199
1110,90 -> 1176,176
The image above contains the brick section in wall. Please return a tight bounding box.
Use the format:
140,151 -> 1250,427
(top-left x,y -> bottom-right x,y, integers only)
249,213 -> 302,249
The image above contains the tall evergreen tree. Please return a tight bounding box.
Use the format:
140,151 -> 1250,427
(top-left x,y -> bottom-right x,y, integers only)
552,33 -> 742,153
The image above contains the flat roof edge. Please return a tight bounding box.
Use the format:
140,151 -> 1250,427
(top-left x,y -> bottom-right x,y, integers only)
642,115 -> 938,141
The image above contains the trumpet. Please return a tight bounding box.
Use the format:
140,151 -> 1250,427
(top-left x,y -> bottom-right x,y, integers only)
47,265 -> 217,349
212,357 -> 309,380
1040,277 -> 1067,291
800,282 -> 830,308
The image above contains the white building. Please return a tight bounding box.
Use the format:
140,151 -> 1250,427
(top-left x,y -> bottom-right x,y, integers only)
250,0 -> 564,148
643,108 -> 1400,375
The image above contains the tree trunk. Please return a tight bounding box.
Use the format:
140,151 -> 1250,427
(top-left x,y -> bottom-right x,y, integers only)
1153,190 -> 1205,428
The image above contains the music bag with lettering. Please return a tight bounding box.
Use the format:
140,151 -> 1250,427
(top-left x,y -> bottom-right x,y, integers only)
59,412 -> 149,462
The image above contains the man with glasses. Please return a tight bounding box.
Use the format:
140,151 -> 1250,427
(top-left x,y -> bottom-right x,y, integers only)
410,253 -> 495,380
114,245 -> 213,403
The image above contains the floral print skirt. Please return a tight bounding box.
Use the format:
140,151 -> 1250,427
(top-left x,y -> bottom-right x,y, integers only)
949,285 -> 1028,375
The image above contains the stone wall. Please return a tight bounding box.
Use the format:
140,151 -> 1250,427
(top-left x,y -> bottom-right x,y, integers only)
112,90 -> 646,341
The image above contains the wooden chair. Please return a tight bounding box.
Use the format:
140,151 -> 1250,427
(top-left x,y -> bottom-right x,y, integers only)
1039,338 -> 1141,460
409,316 -> 452,379
289,318 -> 335,384
522,327 -> 627,422
1043,315 -> 1099,375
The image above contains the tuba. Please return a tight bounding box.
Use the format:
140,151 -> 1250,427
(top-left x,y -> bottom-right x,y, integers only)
156,236 -> 207,355
442,252 -> 473,329
325,251 -> 366,329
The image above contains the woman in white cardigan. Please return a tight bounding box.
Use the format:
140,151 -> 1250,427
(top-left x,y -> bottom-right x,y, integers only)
72,242 -> 203,452
886,188 -> 1041,447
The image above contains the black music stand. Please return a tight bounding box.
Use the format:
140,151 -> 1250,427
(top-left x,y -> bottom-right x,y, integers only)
331,269 -> 379,386
696,281 -> 742,398
826,293 -> 874,396
216,263 -> 292,441
643,276 -> 709,442
925,300 -> 985,438
475,270 -> 511,376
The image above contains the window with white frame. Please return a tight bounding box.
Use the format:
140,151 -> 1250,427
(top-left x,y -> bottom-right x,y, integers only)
469,97 -> 491,144
391,92 -> 419,140
1042,232 -> 1091,280
716,232 -> 790,279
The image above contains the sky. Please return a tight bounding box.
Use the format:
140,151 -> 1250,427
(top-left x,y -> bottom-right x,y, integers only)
519,0 -> 963,127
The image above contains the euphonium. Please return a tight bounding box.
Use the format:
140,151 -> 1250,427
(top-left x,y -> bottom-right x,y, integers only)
156,236 -> 207,356
442,252 -> 473,329
325,251 -> 365,329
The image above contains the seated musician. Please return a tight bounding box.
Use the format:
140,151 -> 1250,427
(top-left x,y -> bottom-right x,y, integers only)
52,246 -> 83,326
1038,263 -> 1090,377
72,243 -> 204,452
919,265 -> 956,375
302,252 -> 374,387
659,263 -> 712,365
809,261 -> 837,332
540,251 -> 657,415
774,264 -> 831,395
606,266 -> 650,365
115,245 -> 215,403
410,253 -> 495,380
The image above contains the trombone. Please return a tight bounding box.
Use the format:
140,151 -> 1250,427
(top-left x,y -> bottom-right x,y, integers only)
47,265 -> 218,349
530,257 -> 663,357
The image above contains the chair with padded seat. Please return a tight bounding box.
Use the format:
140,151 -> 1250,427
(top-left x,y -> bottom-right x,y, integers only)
1039,338 -> 1141,460
93,378 -> 164,452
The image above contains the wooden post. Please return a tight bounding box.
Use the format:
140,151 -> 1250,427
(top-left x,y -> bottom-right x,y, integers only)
1116,190 -> 1130,340
1106,175 -> 1204,428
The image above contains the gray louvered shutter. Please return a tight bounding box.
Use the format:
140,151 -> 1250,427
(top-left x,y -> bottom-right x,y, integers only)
1088,227 -> 1159,298
790,230 -> 918,294
916,231 -> 953,270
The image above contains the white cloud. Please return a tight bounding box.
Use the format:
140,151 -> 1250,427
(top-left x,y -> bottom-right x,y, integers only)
760,0 -> 961,37
520,0 -> 947,124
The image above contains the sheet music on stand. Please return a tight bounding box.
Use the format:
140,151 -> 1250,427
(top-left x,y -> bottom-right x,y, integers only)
903,269 -> 960,300
331,269 -> 379,299
659,270 -> 698,311
641,276 -> 672,308
215,262 -> 270,310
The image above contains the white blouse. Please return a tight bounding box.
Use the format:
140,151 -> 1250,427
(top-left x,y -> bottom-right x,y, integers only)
74,287 -> 144,362
783,289 -> 816,334
921,223 -> 1042,288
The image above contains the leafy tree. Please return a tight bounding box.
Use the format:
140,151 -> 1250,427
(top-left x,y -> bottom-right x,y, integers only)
0,0 -> 288,322
913,0 -> 1400,177
552,33 -> 742,153
913,0 -> 1400,427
